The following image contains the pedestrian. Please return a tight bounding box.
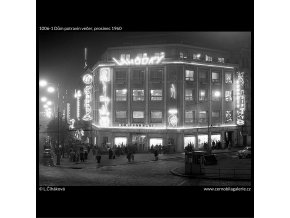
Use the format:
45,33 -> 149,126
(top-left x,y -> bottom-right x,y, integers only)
84,147 -> 88,160
154,148 -> 159,161
96,148 -> 102,164
80,147 -> 84,162
108,148 -> 113,159
127,150 -> 131,163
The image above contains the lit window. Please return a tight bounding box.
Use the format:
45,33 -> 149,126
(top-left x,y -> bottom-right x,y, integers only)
199,111 -> 207,123
185,89 -> 193,101
225,111 -> 233,122
212,90 -> 221,101
133,111 -> 144,119
205,55 -> 212,62
180,52 -> 183,58
199,89 -> 207,101
151,111 -> 162,123
218,57 -> 224,63
212,72 -> 220,83
225,90 -> 233,101
185,111 -> 195,123
150,89 -> 162,101
225,73 -> 233,84
116,89 -> 127,101
133,90 -> 144,101
185,70 -> 194,81
116,111 -> 127,119
193,53 -> 201,60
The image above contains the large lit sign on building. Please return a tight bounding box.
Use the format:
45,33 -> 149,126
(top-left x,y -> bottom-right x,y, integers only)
82,73 -> 93,121
236,72 -> 245,125
99,68 -> 111,126
74,90 -> 82,120
69,118 -> 75,129
66,103 -> 70,123
168,109 -> 178,127
112,53 -> 165,66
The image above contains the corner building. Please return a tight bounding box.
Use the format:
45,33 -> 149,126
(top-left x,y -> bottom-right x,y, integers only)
90,44 -> 247,152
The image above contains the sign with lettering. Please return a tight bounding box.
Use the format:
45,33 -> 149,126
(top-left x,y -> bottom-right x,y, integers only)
112,53 -> 165,66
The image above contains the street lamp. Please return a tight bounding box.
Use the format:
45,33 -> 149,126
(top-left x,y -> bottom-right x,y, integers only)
41,97 -> 47,102
39,79 -> 61,165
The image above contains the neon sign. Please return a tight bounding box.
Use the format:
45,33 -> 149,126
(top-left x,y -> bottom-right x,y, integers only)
236,72 -> 245,125
168,109 -> 178,127
74,90 -> 82,120
112,53 -> 165,66
66,103 -> 70,123
99,68 -> 110,126
69,119 -> 75,129
170,84 -> 176,99
82,74 -> 93,121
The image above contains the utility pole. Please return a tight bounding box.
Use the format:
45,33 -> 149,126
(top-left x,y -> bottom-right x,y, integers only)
56,84 -> 61,165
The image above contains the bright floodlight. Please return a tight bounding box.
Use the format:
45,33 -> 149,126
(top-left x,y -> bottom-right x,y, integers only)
214,91 -> 221,97
41,97 -> 47,102
47,87 -> 55,93
39,80 -> 47,87
47,101 -> 52,105
43,105 -> 48,108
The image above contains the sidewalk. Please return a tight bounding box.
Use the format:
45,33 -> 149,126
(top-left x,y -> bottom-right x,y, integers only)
51,152 -> 185,169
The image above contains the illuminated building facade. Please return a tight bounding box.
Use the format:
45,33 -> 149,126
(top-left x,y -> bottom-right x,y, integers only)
90,44 -> 249,152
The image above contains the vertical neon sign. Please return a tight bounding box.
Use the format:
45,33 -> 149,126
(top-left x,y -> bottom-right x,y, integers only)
236,72 -> 245,125
74,90 -> 82,120
99,67 -> 110,127
82,74 -> 93,121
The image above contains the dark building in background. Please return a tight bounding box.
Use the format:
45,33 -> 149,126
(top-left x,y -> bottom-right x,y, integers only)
85,43 -> 250,152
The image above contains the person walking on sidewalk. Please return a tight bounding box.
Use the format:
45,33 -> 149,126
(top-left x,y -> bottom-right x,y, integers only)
96,148 -> 102,164
80,147 -> 84,162
154,148 -> 159,161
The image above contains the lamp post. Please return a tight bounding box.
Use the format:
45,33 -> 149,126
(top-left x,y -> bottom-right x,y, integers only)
40,80 -> 61,165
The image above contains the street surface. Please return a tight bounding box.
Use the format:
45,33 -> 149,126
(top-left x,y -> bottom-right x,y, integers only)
39,150 -> 251,186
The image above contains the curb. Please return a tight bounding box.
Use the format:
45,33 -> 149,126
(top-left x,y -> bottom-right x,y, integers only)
170,167 -> 251,181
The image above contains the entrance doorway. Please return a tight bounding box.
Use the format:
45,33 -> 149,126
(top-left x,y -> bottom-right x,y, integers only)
225,131 -> 233,148
132,134 -> 147,152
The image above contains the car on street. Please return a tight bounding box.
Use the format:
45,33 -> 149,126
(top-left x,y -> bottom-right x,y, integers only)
237,146 -> 251,159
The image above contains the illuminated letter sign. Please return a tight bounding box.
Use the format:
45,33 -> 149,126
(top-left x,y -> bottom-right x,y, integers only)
112,53 -> 165,66
99,68 -> 111,126
82,73 -> 93,121
236,72 -> 245,125
66,103 -> 70,123
170,84 -> 176,99
74,90 -> 82,120
168,109 -> 178,127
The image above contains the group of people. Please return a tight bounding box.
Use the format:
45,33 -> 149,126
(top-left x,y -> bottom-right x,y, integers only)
184,140 -> 224,152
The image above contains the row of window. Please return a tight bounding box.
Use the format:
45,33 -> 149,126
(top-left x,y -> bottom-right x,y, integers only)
180,52 -> 225,63
115,110 -> 234,123
116,69 -> 233,84
115,89 -> 233,102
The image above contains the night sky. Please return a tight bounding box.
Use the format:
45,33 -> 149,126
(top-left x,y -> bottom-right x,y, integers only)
39,32 -> 251,91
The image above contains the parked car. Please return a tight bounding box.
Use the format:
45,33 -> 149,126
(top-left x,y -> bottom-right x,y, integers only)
237,146 -> 251,159
204,154 -> 217,165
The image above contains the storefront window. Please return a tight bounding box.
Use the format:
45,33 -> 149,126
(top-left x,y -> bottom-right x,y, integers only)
198,135 -> 208,149
116,89 -> 127,101
114,137 -> 127,147
133,89 -> 144,101
150,138 -> 163,147
150,89 -> 162,101
184,136 -> 196,148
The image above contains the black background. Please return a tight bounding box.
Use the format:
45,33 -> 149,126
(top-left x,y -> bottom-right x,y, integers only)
37,0 -> 254,217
